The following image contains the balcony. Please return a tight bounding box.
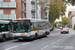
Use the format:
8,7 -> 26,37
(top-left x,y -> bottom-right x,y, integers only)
0,14 -> 16,19
31,9 -> 35,13
31,1 -> 35,4
0,2 -> 16,8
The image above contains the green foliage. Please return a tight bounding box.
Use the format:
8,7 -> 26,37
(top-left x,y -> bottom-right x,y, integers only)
63,0 -> 75,6
54,21 -> 59,27
62,16 -> 68,26
49,2 -> 61,24
59,21 -> 62,24
73,26 -> 75,30
47,0 -> 66,24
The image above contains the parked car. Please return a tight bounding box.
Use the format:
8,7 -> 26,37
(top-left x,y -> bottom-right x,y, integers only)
58,26 -> 62,29
61,28 -> 69,34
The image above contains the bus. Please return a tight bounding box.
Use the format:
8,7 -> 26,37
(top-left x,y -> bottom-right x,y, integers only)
11,19 -> 50,41
0,20 -> 11,41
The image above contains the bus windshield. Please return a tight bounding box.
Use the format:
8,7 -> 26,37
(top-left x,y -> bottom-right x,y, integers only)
12,20 -> 30,33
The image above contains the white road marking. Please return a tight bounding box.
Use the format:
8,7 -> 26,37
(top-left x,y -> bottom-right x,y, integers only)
34,40 -> 38,42
61,37 -> 65,39
51,42 -> 56,45
5,46 -> 18,50
57,39 -> 59,41
41,45 -> 49,50
22,42 -> 31,45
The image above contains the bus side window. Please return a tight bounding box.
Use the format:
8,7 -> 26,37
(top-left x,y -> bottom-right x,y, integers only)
0,24 -> 2,32
31,23 -> 34,31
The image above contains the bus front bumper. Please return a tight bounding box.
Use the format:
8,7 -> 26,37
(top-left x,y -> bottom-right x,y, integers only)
12,36 -> 32,40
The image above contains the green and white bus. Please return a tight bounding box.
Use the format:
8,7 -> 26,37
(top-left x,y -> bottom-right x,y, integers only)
0,20 -> 11,41
11,19 -> 50,41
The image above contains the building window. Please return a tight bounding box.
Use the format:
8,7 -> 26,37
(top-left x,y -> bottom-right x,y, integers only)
32,13 -> 35,19
11,10 -> 15,14
10,0 -> 15,2
0,10 -> 3,14
0,0 -> 3,2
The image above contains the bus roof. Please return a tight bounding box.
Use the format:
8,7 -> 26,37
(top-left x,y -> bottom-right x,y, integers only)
0,20 -> 10,24
13,19 -> 48,22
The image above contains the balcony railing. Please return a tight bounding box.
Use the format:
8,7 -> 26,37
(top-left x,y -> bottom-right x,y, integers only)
0,2 -> 16,8
31,9 -> 35,13
0,14 -> 16,19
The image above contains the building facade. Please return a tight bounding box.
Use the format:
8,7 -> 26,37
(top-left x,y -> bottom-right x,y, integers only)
0,0 -> 48,20
68,8 -> 75,28
72,17 -> 75,28
26,0 -> 41,19
0,0 -> 27,20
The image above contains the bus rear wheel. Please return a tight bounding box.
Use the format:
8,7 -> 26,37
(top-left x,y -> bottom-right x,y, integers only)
44,32 -> 47,37
35,34 -> 38,39
2,36 -> 6,42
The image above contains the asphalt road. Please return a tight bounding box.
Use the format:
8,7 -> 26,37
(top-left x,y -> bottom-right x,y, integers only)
0,29 -> 75,50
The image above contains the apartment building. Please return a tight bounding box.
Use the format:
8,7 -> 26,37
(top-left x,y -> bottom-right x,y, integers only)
0,0 -> 48,20
0,0 -> 25,20
68,8 -> 75,28
0,0 -> 38,20
72,17 -> 75,28
39,0 -> 49,20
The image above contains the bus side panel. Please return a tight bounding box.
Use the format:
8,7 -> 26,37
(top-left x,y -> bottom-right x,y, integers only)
31,21 -> 50,37
30,31 -> 37,39
2,31 -> 10,38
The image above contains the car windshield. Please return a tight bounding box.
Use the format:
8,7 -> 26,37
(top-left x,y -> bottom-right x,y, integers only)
11,20 -> 30,33
62,28 -> 67,30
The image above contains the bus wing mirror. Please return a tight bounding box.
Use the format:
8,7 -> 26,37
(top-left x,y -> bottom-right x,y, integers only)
30,23 -> 32,25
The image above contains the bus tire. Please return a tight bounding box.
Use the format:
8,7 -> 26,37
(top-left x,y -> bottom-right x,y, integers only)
35,33 -> 38,39
44,32 -> 47,37
2,35 -> 6,42
18,39 -> 22,41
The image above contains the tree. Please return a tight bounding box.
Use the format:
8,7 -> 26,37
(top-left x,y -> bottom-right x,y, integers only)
62,16 -> 68,26
48,2 -> 61,24
53,0 -> 67,16
47,0 -> 66,24
59,21 -> 62,25
37,0 -> 47,19
63,0 -> 75,6
54,21 -> 59,27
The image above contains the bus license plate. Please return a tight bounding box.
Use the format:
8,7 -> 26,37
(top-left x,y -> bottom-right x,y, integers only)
19,38 -> 23,39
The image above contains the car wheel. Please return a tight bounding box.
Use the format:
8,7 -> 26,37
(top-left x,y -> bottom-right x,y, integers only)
18,39 -> 22,41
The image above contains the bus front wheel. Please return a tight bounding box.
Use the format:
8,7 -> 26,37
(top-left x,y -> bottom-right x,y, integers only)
44,32 -> 47,37
2,35 -> 6,42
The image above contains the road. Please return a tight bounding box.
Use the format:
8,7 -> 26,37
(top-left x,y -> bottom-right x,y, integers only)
0,29 -> 75,50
